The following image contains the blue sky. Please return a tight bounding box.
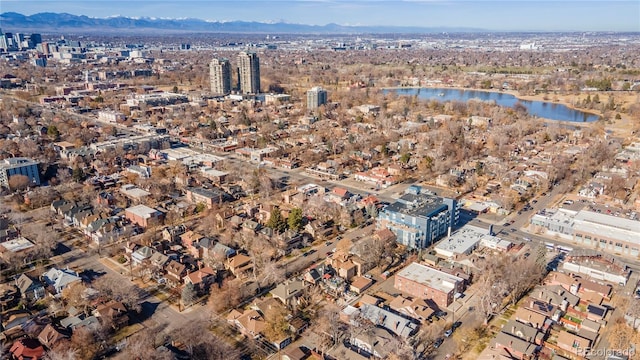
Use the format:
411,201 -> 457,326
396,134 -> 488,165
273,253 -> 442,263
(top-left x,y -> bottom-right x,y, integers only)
2,1 -> 639,31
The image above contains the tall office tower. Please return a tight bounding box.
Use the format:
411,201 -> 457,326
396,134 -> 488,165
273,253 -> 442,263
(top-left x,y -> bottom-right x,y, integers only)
209,58 -> 231,95
306,86 -> 328,110
29,33 -> 42,47
0,34 -> 9,52
237,51 -> 260,94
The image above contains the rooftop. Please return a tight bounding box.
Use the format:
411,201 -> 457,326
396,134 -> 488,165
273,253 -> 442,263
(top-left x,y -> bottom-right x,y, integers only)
125,204 -> 162,219
0,237 -> 35,253
397,262 -> 464,294
434,224 -> 487,256
574,209 -> 640,245
359,303 -> 418,338
1,157 -> 37,168
384,192 -> 449,218
120,184 -> 151,199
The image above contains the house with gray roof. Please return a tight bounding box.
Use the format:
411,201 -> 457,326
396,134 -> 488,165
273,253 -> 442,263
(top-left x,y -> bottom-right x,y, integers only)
358,304 -> 419,339
15,274 -> 45,301
271,279 -> 306,308
131,246 -> 155,266
60,313 -> 100,330
42,268 -> 82,295
502,319 -> 545,345
211,241 -> 236,259
530,285 -> 580,309
493,331 -> 538,359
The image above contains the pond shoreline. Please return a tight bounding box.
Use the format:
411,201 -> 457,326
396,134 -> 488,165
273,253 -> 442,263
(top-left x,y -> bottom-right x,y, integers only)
383,86 -> 602,122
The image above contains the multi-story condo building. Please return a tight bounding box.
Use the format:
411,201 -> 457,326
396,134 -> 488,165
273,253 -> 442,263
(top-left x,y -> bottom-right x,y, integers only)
378,186 -> 459,250
306,86 -> 327,110
0,158 -> 40,188
237,51 -> 260,94
209,58 -> 231,95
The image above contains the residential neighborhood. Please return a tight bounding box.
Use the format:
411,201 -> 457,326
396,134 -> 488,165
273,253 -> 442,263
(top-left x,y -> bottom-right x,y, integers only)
0,8 -> 639,360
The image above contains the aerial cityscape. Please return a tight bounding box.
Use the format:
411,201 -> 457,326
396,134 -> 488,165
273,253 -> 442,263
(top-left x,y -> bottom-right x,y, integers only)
0,1 -> 639,360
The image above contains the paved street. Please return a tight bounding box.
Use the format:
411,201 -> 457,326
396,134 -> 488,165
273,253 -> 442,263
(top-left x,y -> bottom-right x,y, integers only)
61,251 -> 200,333
221,152 -> 404,203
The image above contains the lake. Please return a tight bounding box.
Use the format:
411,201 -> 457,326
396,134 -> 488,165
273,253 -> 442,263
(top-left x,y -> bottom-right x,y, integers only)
387,87 -> 600,122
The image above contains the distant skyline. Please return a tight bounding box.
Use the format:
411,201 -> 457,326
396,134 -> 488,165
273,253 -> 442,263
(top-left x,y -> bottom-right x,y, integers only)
2,1 -> 639,32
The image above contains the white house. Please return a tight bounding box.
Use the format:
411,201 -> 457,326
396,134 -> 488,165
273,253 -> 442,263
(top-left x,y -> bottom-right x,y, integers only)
42,268 -> 82,295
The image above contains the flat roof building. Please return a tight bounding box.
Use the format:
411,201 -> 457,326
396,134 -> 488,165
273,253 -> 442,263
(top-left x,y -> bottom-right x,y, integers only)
434,224 -> 486,258
0,237 -> 35,255
395,262 -> 465,308
378,186 -> 459,250
0,157 -> 40,189
125,204 -> 164,228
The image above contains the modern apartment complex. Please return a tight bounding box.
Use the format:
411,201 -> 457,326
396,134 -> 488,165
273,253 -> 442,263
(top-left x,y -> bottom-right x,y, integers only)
378,186 -> 459,250
237,51 -> 260,94
0,157 -> 40,189
209,58 -> 231,95
306,86 -> 327,110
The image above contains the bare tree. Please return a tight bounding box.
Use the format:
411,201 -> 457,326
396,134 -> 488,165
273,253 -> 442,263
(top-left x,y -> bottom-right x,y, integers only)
93,276 -> 143,313
8,174 -> 31,191
169,319 -> 241,360
312,303 -> 345,353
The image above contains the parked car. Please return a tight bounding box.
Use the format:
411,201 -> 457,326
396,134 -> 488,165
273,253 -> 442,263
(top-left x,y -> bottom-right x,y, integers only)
434,338 -> 444,348
444,329 -> 453,338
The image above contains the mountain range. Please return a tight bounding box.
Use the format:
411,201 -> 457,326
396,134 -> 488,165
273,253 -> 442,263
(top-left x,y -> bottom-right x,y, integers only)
0,12 -> 484,34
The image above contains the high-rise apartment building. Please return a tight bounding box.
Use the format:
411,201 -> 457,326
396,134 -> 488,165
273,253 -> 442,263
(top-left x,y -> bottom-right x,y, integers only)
237,51 -> 260,94
306,86 -> 328,110
209,58 -> 231,95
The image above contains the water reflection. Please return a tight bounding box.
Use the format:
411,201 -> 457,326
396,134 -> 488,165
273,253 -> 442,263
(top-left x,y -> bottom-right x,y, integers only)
387,88 -> 600,122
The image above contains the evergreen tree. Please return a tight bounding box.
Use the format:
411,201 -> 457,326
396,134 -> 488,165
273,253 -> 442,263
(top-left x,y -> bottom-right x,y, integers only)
72,167 -> 85,183
288,208 -> 303,231
181,282 -> 197,306
534,243 -> 548,271
47,125 -> 60,139
266,206 -> 286,233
